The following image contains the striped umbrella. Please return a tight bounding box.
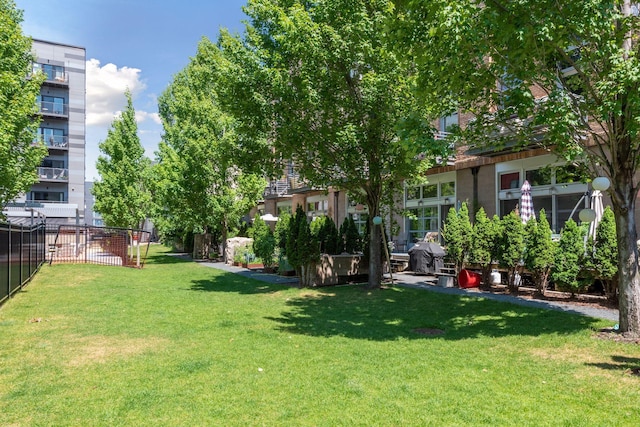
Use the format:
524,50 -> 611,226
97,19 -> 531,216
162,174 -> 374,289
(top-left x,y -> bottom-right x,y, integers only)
520,180 -> 534,223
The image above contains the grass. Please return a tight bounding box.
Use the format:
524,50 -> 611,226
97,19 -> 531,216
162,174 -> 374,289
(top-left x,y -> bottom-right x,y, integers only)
0,245 -> 639,426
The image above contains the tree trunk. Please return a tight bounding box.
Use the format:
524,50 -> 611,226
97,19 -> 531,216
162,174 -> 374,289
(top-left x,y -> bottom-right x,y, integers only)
367,221 -> 383,288
221,220 -> 229,264
480,264 -> 492,291
614,192 -> 640,336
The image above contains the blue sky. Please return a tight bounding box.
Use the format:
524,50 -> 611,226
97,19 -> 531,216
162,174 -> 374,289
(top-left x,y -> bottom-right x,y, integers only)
15,0 -> 248,181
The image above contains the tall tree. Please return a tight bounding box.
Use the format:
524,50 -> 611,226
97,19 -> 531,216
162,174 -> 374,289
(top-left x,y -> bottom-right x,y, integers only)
217,0 -> 448,288
0,0 -> 46,211
93,90 -> 151,229
394,0 -> 640,335
154,39 -> 267,260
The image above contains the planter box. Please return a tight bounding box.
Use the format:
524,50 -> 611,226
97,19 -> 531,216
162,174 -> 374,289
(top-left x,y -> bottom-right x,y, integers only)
313,254 -> 367,286
243,262 -> 264,269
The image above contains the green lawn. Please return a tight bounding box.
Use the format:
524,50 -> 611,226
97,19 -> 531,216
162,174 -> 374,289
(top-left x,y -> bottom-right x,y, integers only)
1,245 -> 638,426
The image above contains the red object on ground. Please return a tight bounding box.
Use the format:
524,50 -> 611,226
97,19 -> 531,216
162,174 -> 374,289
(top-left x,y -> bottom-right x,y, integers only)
458,269 -> 481,288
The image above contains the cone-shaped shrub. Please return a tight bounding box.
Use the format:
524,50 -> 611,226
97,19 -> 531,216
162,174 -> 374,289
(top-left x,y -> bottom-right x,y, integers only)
523,209 -> 555,294
498,211 -> 525,293
552,219 -> 586,296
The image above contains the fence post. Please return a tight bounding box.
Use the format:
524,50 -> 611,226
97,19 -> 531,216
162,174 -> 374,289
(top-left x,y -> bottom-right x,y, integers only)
85,225 -> 88,264
28,223 -> 32,279
7,222 -> 11,298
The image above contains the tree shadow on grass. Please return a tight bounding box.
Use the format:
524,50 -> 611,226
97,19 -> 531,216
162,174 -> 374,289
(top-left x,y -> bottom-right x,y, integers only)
146,252 -> 191,265
586,355 -> 640,375
189,272 -> 602,341
190,275 -> 289,295
264,286 -> 602,341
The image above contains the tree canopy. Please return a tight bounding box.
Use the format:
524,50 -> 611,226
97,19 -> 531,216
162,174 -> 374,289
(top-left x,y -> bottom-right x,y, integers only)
93,90 -> 151,230
217,0 -> 448,287
0,0 -> 46,211
393,0 -> 640,335
153,38 -> 266,257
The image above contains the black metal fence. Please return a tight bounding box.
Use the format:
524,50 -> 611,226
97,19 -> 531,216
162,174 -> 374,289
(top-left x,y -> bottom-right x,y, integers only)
49,225 -> 151,268
1,221 -> 47,305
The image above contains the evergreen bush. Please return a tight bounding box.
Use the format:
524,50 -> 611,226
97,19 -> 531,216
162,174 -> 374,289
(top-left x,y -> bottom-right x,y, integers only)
441,202 -> 473,273
523,209 -> 556,294
252,216 -> 276,268
498,211 -> 525,293
340,216 -> 362,254
286,206 -> 320,286
592,206 -> 618,300
470,208 -> 501,289
552,219 -> 586,296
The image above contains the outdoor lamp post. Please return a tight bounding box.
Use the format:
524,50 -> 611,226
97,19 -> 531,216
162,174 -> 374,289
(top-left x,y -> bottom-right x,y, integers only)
578,207 -> 597,223
578,176 -> 610,223
570,176 -> 611,222
592,176 -> 611,192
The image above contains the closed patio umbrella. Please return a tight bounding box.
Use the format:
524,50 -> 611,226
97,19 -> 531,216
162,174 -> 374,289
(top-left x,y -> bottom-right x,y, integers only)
588,190 -> 604,242
520,180 -> 534,223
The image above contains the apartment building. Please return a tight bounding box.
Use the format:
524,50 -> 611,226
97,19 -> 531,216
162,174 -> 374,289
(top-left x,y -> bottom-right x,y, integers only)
5,39 -> 86,225
259,100 -> 628,253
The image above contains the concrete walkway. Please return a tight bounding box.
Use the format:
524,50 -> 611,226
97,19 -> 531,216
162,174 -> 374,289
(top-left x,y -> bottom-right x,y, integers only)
199,261 -> 619,322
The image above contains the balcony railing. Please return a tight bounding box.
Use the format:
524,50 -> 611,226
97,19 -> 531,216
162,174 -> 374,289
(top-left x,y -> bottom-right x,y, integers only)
264,178 -> 290,198
37,167 -> 69,182
434,131 -> 452,140
32,64 -> 68,85
34,135 -> 69,149
38,101 -> 68,117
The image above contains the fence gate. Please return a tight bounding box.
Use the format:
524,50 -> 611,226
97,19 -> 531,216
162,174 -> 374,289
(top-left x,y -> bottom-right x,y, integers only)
49,225 -> 151,268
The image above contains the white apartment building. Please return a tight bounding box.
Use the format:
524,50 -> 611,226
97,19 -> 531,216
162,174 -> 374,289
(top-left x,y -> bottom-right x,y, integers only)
5,39 -> 86,225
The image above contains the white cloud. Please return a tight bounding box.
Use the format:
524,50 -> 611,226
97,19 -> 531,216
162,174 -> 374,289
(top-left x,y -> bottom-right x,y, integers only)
86,59 -> 147,126
136,111 -> 162,125
84,58 -> 164,181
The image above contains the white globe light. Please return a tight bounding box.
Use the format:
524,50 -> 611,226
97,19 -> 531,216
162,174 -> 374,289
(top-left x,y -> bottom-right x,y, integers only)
592,176 -> 610,192
372,216 -> 383,225
579,208 -> 596,223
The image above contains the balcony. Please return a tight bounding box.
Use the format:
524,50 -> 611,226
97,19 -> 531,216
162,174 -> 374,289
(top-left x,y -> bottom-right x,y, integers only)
32,63 -> 68,87
34,135 -> 69,150
37,167 -> 69,182
264,178 -> 290,198
38,101 -> 68,118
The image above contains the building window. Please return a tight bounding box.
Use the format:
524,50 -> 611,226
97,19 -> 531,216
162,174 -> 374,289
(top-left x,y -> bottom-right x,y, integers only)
41,159 -> 65,169
525,167 -> 552,186
350,213 -> 368,235
40,127 -> 66,147
406,186 -> 420,200
38,95 -> 66,114
440,112 -> 459,132
33,63 -> 66,81
499,164 -> 587,233
423,184 -> 438,199
499,172 -> 520,190
555,164 -> 583,184
29,191 -> 65,202
440,181 -> 455,197
408,206 -> 439,243
306,200 -> 327,218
